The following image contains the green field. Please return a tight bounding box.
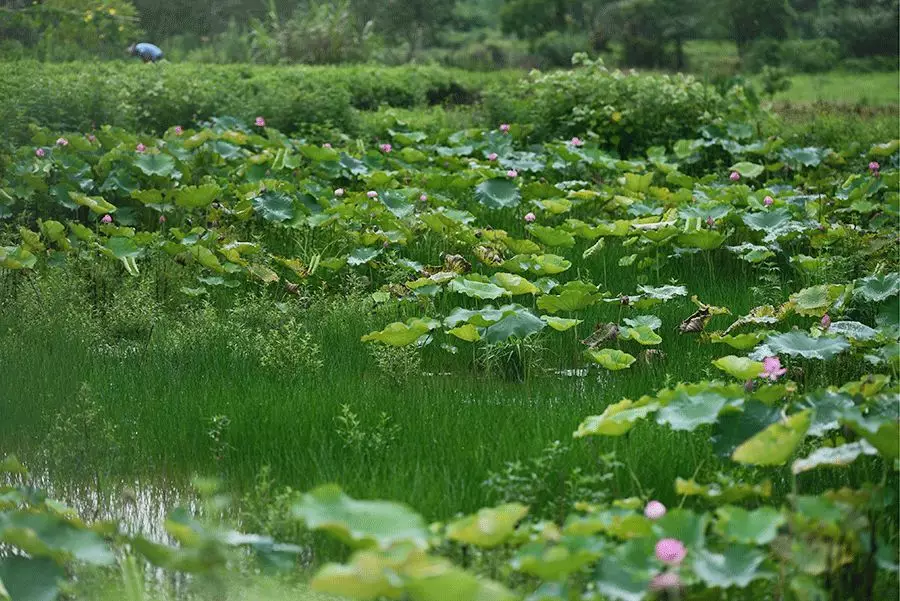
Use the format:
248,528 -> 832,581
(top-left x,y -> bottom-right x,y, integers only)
775,71 -> 900,106
0,62 -> 898,601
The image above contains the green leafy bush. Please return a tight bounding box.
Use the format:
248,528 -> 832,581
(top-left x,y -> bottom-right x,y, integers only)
483,55 -> 747,153
745,38 -> 843,73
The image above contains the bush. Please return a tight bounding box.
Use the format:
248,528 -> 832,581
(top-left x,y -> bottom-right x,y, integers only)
0,62 -> 519,147
483,54 -> 747,154
531,31 -> 591,68
745,38 -> 843,73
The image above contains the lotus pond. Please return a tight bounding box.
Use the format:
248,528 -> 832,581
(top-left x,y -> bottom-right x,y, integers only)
0,109 -> 898,601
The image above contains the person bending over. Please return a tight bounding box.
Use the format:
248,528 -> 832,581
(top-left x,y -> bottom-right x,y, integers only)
127,42 -> 164,63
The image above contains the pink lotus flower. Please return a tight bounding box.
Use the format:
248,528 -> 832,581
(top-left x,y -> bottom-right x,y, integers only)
323,142 -> 332,149
136,143 -> 146,153
729,171 -> 740,181
158,215 -> 167,224
174,126 -> 184,135
255,117 -> 266,127
499,123 -> 510,133
655,539 -> 686,565
56,137 -> 68,147
507,169 -> 518,178
419,194 -> 428,202
35,148 -> 45,158
488,152 -> 498,161
379,143 -> 392,153
570,137 -> 584,147
868,161 -> 880,173
649,572 -> 681,592
761,356 -> 787,381
334,188 -> 344,197
101,214 -> 113,224
644,500 -> 666,520
821,314 -> 831,329
524,212 -> 536,223
366,190 -> 378,198
764,195 -> 774,206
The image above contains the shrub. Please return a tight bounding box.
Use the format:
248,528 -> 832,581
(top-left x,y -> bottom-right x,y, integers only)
531,31 -> 591,68
483,54 -> 745,154
745,38 -> 843,73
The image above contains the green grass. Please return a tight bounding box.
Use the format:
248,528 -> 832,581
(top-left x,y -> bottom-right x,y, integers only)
774,71 -> 900,106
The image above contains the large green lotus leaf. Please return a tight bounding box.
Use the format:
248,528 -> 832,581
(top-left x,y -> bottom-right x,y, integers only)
652,509 -> 708,549
404,561 -> 516,601
528,225 -> 575,248
0,557 -> 62,601
443,306 -> 506,328
537,289 -> 601,314
788,284 -> 846,317
299,144 -> 340,162
0,512 -> 115,565
447,324 -> 481,342
622,315 -> 662,331
709,331 -> 770,350
619,325 -> 662,346
675,476 -> 772,504
188,245 -> 224,273
828,321 -> 878,341
293,485 -> 428,550
727,243 -> 775,263
311,551 -> 403,600
483,310 -> 546,343
780,146 -> 825,169
586,349 -> 636,371
791,441 -> 878,475
134,153 -> 177,177
532,198 -> 572,214
711,400 -> 782,458
209,140 -> 242,159
69,192 -> 116,215
637,284 -> 687,301
513,536 -> 606,581
798,390 -> 855,437
379,190 -> 415,219
174,184 -> 221,209
840,400 -> 899,460
656,390 -> 729,431
693,545 -> 768,588
347,247 -> 383,266
475,179 -> 520,209
854,273 -> 900,302
742,208 -> 793,234
767,331 -> 849,360
541,316 -> 582,332
449,278 -> 509,300
732,410 -> 811,466
531,254 -> 572,275
715,506 -> 785,545
491,272 -> 539,296
575,399 -> 659,437
729,162 -> 764,178
676,229 -> 726,250
712,356 -> 764,380
592,538 -> 656,601
361,318 -> 438,346
446,503 -> 528,548
0,246 -> 37,270
252,191 -> 295,223
104,236 -> 141,260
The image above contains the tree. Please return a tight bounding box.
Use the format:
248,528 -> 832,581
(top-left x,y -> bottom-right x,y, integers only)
721,0 -> 794,56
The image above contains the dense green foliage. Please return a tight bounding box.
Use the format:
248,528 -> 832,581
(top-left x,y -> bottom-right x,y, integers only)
0,62 -> 898,599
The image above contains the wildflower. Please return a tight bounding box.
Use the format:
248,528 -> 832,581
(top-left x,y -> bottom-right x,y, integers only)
56,137 -> 68,147
821,314 -> 832,329
158,215 -> 167,224
764,195 -> 774,206
655,539 -> 686,565
570,136 -> 584,147
419,194 -> 428,202
729,171 -> 740,181
323,142 -> 332,149
507,169 -> 518,178
761,356 -> 787,381
136,143 -> 146,153
35,148 -> 45,158
367,190 -> 378,198
644,500 -> 666,520
174,126 -> 183,135
499,123 -> 510,133
488,152 -> 498,161
524,212 -> 536,223
255,116 -> 266,127
868,161 -> 880,174
101,214 -> 113,224
334,188 -> 345,197
380,143 -> 392,153
649,572 -> 681,592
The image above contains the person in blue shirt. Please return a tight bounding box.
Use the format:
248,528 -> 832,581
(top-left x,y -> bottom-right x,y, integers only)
128,43 -> 164,63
